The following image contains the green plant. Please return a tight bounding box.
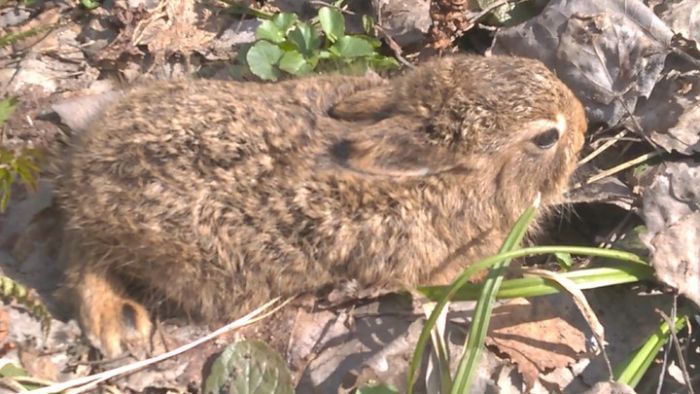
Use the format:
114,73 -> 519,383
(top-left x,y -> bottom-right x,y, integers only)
0,25 -> 52,49
0,97 -> 40,212
614,316 -> 689,388
0,98 -> 49,334
241,4 -> 398,81
79,0 -> 100,9
203,340 -> 294,394
404,202 -> 686,393
0,276 -> 51,336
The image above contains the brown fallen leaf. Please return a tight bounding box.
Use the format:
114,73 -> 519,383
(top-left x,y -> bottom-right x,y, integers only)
651,0 -> 700,49
492,0 -> 673,127
18,347 -> 58,382
486,296 -> 588,389
132,0 -> 215,66
642,161 -> 700,307
0,307 -> 9,345
634,65 -> 700,155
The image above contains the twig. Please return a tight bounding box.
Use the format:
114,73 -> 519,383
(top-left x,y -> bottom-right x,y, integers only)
579,129 -> 629,165
26,297 -> 293,394
655,342 -> 671,394
599,208 -> 635,249
2,22 -> 61,96
574,151 -> 663,188
469,0 -> 519,24
374,23 -> 414,69
657,303 -> 695,394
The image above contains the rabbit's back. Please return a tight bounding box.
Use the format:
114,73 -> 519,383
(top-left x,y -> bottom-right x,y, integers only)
56,76 -> 396,320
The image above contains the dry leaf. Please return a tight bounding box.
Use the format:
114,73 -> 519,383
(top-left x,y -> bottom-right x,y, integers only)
642,161 -> 700,307
132,0 -> 215,65
634,66 -> 700,154
486,297 -> 588,389
18,347 -> 59,381
492,0 -> 673,126
0,307 -> 9,345
652,0 -> 700,49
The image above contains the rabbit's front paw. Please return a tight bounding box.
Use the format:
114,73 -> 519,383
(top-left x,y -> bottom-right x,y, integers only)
78,273 -> 153,359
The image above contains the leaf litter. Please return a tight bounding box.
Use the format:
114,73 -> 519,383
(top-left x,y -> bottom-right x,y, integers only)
0,0 -> 698,392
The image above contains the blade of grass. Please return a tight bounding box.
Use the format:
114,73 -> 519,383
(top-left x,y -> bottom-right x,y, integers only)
406,200 -> 539,393
407,246 -> 648,392
449,202 -> 538,393
614,315 -> 688,388
422,302 -> 452,393
419,264 -> 654,301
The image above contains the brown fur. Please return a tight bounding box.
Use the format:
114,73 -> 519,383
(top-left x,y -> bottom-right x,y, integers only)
51,55 -> 587,357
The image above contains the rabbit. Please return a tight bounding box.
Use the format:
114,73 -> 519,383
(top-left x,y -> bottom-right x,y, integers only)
51,54 -> 587,358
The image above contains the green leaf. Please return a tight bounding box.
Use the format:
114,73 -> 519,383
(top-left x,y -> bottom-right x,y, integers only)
356,384 -> 399,394
256,20 -> 285,44
406,202 -> 540,394
420,264 -> 654,301
0,172 -> 12,212
362,15 -> 375,34
330,36 -> 374,58
287,23 -> 321,55
246,41 -> 284,81
0,25 -> 52,49
279,50 -> 313,76
355,34 -> 382,48
0,97 -> 18,126
80,0 -> 100,9
554,252 -> 573,270
203,340 -> 294,394
223,4 -> 274,20
272,12 -> 298,32
0,363 -> 27,378
614,316 -> 688,387
407,244 -> 649,394
450,202 -> 539,394
318,6 -> 345,42
368,55 -> 400,71
255,12 -> 298,44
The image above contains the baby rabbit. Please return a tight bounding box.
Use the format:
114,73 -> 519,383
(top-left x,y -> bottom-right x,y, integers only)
52,55 -> 587,358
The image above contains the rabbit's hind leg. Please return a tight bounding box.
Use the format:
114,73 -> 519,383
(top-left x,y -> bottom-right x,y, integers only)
75,271 -> 153,359
60,233 -> 153,359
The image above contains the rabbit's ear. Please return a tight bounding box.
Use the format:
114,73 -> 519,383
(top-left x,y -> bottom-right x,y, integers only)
329,88 -> 395,122
323,122 -> 469,178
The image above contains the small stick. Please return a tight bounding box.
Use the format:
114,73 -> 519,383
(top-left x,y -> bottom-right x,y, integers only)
657,303 -> 695,394
26,297 -> 292,394
579,129 -> 629,165
574,151 -> 662,189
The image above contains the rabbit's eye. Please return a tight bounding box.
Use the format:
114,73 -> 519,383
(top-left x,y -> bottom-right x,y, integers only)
532,128 -> 560,149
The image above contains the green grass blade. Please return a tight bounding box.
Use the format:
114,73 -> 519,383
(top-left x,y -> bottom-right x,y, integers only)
406,201 -> 539,393
0,97 -> 18,125
450,204 -> 538,393
407,245 -> 648,393
419,264 -> 654,301
614,315 -> 689,387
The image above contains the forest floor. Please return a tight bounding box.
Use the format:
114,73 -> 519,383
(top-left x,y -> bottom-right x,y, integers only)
0,0 -> 698,393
